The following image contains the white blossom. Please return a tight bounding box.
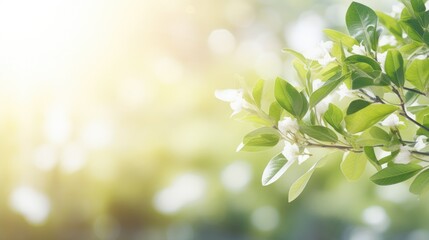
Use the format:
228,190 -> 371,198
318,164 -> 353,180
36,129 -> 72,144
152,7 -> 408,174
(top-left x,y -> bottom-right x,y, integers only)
379,35 -> 397,47
394,145 -> 411,164
278,117 -> 299,135
390,3 -> 404,18
351,44 -> 366,55
282,141 -> 310,164
380,114 -> 404,128
377,52 -> 387,69
315,94 -> 334,116
335,83 -> 354,100
215,89 -> 248,116
415,135 -> 428,151
304,41 -> 336,67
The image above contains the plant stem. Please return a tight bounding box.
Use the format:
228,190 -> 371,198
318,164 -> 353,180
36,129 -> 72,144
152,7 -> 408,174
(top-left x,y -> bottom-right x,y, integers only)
392,87 -> 429,132
404,86 -> 426,96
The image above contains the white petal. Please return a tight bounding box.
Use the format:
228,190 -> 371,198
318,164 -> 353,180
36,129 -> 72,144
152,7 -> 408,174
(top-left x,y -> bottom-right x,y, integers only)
415,136 -> 428,151
278,117 -> 299,135
351,44 -> 366,55
312,79 -> 324,91
215,89 -> 242,102
394,146 -> 411,164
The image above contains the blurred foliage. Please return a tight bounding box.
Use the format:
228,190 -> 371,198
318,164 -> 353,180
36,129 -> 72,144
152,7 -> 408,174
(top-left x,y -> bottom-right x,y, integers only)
0,0 -> 429,240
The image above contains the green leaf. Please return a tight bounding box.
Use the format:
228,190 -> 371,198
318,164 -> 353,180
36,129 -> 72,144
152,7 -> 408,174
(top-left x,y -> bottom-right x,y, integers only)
238,127 -> 280,152
275,78 -> 308,119
284,48 -> 307,63
350,70 -> 389,89
323,103 -> 344,133
406,59 -> 429,92
416,114 -> 429,137
410,169 -> 429,194
346,2 -> 379,51
370,164 -> 422,185
341,152 -> 367,181
345,55 -> 382,71
289,164 -> 316,202
385,50 -> 405,87
364,146 -> 381,170
376,11 -> 403,39
262,153 -> 291,186
323,29 -> 359,49
310,74 -> 345,107
252,80 -> 264,108
269,101 -> 283,122
345,104 -> 398,133
300,125 -> 338,143
346,100 -> 371,115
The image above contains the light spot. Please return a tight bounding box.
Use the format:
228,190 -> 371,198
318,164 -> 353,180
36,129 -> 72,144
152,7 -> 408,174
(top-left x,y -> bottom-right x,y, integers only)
251,206 -> 280,231
362,206 -> 390,231
10,186 -> 50,224
254,52 -> 282,80
60,143 -> 87,173
153,56 -> 184,83
154,173 -> 206,214
44,103 -> 71,145
221,161 -> 252,192
81,118 -> 114,149
33,144 -> 57,171
208,29 -> 236,55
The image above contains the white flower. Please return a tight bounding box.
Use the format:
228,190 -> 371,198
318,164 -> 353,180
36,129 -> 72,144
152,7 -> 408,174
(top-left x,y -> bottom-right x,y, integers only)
379,35 -> 397,47
282,141 -> 310,164
335,83 -> 354,100
278,117 -> 299,135
377,52 -> 387,69
304,41 -> 336,67
215,89 -> 248,116
380,114 -> 404,128
315,94 -> 334,116
415,135 -> 428,151
312,79 -> 324,91
394,145 -> 411,164
390,3 -> 404,18
351,44 -> 366,55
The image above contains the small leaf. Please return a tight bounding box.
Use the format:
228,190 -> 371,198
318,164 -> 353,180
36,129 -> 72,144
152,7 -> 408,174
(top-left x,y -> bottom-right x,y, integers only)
252,80 -> 264,108
346,100 -> 371,115
364,146 -> 381,170
377,11 -> 403,39
324,29 -> 359,49
370,164 -> 422,185
406,59 -> 429,92
345,55 -> 382,71
341,152 -> 367,181
323,103 -> 344,133
410,169 -> 429,194
239,127 -> 280,152
275,78 -> 308,119
416,114 -> 429,137
385,49 -> 405,87
269,101 -> 283,122
289,165 -> 316,202
284,48 -> 307,63
300,125 -> 338,143
310,73 -> 345,107
345,104 -> 398,133
262,153 -> 292,186
346,2 -> 379,51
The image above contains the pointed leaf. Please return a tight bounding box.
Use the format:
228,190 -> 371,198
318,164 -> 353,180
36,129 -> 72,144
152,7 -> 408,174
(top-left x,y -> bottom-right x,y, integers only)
406,59 -> 429,92
345,104 -> 398,133
370,164 -> 422,185
262,153 -> 292,186
300,125 -> 338,143
275,78 -> 308,119
346,2 -> 379,51
385,49 -> 405,87
310,73 -> 345,107
341,152 -> 367,181
289,165 -> 316,202
239,127 -> 280,152
252,80 -> 264,108
410,169 -> 429,194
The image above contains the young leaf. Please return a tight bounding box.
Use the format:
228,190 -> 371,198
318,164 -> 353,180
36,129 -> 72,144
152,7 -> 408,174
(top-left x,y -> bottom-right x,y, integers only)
364,146 -> 381,170
323,29 -> 359,49
310,73 -> 345,107
346,2 -> 379,51
275,78 -> 308,119
341,152 -> 367,181
385,49 -> 405,87
323,103 -> 344,133
289,164 -> 316,202
345,104 -> 398,133
262,153 -> 292,186
376,11 -> 403,39
416,114 -> 429,137
269,101 -> 283,122
370,164 -> 422,185
410,169 -> 429,194
252,80 -> 264,108
345,55 -> 382,71
300,125 -> 338,143
284,48 -> 307,63
238,127 -> 280,152
346,100 -> 371,115
405,58 -> 429,92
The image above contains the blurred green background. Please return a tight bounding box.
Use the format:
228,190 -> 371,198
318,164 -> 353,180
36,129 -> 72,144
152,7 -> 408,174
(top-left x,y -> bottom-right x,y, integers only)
1,0 -> 429,239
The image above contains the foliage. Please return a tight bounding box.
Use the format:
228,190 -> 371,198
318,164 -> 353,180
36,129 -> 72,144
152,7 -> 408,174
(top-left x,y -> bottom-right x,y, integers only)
217,0 -> 429,202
